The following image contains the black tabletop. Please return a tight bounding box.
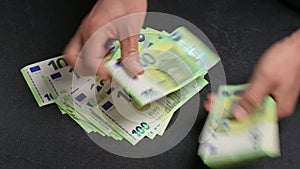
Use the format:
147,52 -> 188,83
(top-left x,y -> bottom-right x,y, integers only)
1,0 -> 300,168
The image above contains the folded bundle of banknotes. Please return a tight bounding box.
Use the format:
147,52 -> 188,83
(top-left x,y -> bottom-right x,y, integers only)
198,84 -> 280,168
21,27 -> 220,145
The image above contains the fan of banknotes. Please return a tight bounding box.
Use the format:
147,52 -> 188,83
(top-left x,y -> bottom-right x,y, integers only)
21,27 -> 220,145
21,26 -> 280,168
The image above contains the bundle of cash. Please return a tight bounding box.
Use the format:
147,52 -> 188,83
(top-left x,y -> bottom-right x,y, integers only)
198,84 -> 280,168
105,27 -> 219,106
21,27 -> 220,145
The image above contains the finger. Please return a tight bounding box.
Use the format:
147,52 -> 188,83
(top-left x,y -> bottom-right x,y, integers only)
207,93 -> 215,103
63,27 -> 109,78
204,93 -> 216,112
63,33 -> 83,69
233,77 -> 272,121
97,59 -> 112,80
120,35 -> 144,75
73,25 -> 114,78
204,101 -> 211,112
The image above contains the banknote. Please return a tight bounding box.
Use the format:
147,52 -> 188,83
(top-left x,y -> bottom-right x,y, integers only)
41,67 -> 117,137
19,27 -> 171,137
20,47 -> 122,134
105,26 -> 219,106
100,28 -> 173,140
98,77 -> 208,145
21,56 -> 70,106
111,27 -> 169,61
58,105 -> 98,133
198,84 -> 280,168
21,27 -> 213,145
64,71 -> 125,140
96,80 -> 164,140
63,29 -> 171,140
157,115 -> 173,136
146,115 -> 172,139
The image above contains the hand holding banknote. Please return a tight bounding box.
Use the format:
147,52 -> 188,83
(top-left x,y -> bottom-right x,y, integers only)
63,0 -> 147,79
205,30 -> 300,120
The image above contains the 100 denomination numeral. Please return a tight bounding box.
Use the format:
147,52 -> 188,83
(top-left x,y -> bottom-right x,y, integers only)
48,58 -> 68,70
132,122 -> 150,137
117,89 -> 131,102
140,53 -> 156,67
44,93 -> 53,101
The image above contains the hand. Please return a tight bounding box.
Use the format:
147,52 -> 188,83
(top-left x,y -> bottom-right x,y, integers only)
204,30 -> 300,120
63,0 -> 147,79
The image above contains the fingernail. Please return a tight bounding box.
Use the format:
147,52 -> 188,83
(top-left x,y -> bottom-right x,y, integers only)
123,53 -> 144,75
130,59 -> 144,75
232,104 -> 248,121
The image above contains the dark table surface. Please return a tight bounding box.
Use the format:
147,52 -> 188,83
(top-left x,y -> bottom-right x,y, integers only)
1,0 -> 300,168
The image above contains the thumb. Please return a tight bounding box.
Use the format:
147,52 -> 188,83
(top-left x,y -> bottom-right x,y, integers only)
120,35 -> 144,76
233,77 -> 272,121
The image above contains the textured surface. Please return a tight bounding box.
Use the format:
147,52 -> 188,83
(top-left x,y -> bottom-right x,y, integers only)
1,0 -> 300,168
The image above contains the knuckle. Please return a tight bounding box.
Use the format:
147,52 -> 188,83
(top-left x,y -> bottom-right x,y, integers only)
242,90 -> 258,107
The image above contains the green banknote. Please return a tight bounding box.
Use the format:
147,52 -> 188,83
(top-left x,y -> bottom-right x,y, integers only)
63,77 -> 123,140
157,115 -> 173,136
58,105 -> 99,133
102,28 -> 173,140
111,27 -> 168,60
96,80 -> 166,140
19,27 -> 168,139
41,67 -> 125,139
145,114 -> 173,139
21,56 -> 69,106
198,84 -> 280,168
20,56 -> 103,133
98,77 -> 208,145
105,26 -> 220,106
21,27 -> 214,145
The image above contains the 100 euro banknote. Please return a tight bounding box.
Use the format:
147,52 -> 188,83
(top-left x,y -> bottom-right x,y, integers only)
105,27 -> 220,106
21,56 -> 69,106
97,77 -> 208,145
198,84 -> 280,168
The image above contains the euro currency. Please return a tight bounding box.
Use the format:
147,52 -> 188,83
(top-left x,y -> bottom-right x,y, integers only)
41,68 -> 102,131
41,67 -> 123,139
20,28 -> 171,136
99,81 -> 168,140
105,27 -> 220,106
63,77 -> 123,140
146,115 -> 172,139
198,84 -> 280,168
100,28 -> 176,140
58,105 -> 98,133
111,27 -> 168,60
21,27 -> 216,145
140,27 -> 169,49
21,56 -> 69,106
103,28 -> 173,140
98,77 -> 208,145
157,115 -> 173,136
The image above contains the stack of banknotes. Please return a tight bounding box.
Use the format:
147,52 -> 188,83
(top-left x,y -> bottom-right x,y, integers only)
198,84 -> 280,168
21,27 -> 220,145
